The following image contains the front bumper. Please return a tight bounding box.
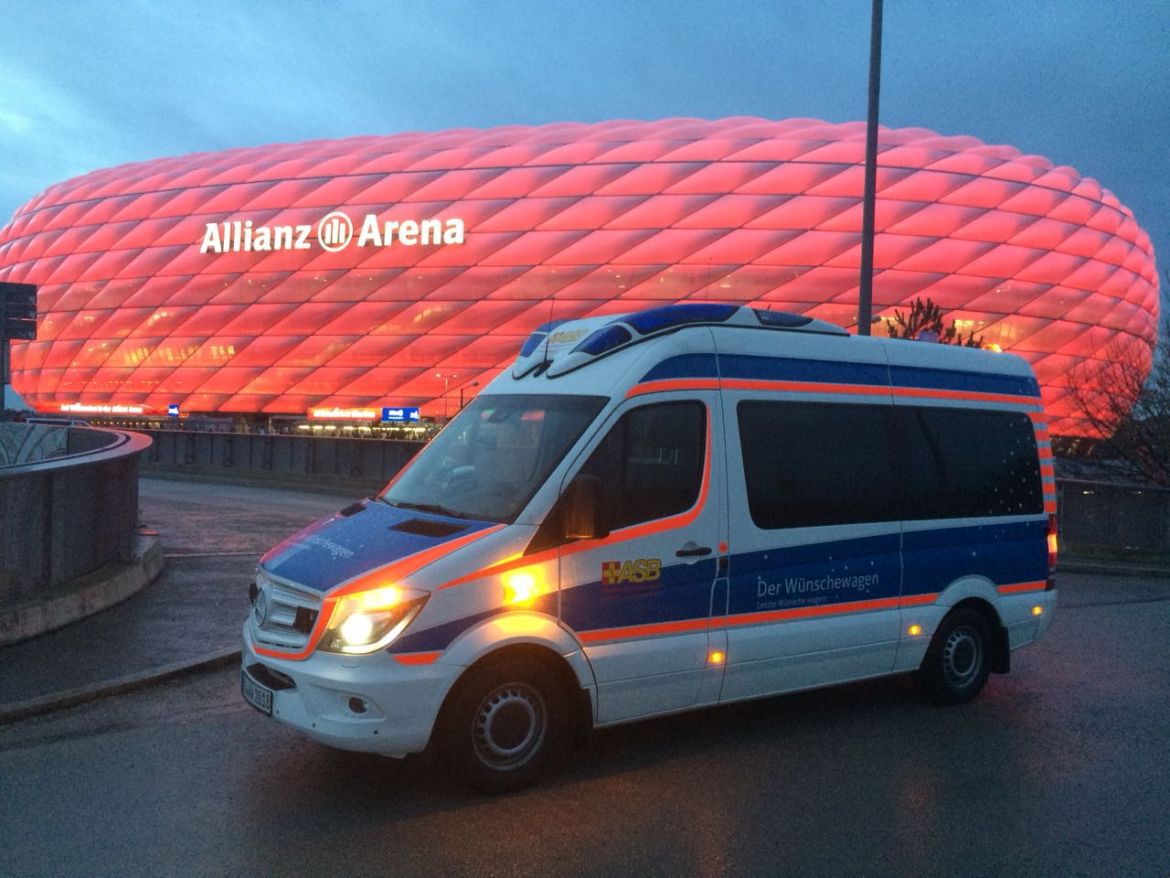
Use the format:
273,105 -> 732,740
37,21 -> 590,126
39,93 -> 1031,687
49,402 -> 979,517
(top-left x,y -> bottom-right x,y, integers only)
241,622 -> 460,757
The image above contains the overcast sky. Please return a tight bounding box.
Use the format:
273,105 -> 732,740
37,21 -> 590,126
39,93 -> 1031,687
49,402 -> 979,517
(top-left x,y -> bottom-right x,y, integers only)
1,0 -> 1166,294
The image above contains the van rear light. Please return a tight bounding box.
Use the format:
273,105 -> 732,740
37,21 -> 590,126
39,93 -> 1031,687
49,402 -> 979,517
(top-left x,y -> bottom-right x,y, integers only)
1046,513 -> 1058,589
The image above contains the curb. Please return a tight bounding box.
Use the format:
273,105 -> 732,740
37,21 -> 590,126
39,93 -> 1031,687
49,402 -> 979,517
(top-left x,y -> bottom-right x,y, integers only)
0,536 -> 166,648
0,647 -> 241,725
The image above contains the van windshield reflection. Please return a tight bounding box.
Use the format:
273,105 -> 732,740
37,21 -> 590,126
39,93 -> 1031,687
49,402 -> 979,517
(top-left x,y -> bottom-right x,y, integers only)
380,394 -> 607,524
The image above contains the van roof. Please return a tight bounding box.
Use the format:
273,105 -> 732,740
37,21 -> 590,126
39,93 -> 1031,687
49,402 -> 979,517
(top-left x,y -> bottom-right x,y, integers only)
512,303 -> 847,379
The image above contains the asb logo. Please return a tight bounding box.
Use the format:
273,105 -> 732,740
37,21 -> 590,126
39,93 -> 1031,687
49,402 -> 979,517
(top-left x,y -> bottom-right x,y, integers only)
601,558 -> 662,585
317,212 -> 354,252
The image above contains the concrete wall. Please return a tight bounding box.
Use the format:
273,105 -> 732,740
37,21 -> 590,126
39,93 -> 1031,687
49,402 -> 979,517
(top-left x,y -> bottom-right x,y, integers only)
1058,479 -> 1170,554
0,427 -> 150,604
141,429 -> 422,491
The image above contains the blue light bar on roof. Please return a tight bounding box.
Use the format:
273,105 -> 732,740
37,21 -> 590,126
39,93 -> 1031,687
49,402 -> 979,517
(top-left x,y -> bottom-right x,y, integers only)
571,324 -> 633,357
518,332 -> 547,358
624,303 -> 739,334
753,309 -> 814,328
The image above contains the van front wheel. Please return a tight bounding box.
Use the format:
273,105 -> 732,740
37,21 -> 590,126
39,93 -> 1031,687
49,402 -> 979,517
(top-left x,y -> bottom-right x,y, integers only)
919,608 -> 992,705
436,657 -> 566,792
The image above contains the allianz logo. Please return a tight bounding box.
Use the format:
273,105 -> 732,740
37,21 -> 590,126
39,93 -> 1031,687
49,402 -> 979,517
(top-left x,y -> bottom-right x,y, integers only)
199,211 -> 465,254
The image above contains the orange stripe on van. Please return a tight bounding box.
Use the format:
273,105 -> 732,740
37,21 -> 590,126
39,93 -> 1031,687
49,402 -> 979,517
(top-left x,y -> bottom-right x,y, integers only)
719,379 -> 891,397
574,583 -> 1048,647
576,616 -> 711,644
331,524 -> 506,598
576,593 -> 944,645
1040,464 -> 1055,478
439,548 -> 558,591
720,596 -> 903,629
997,581 -> 1047,595
898,592 -> 940,607
626,378 -> 721,398
892,387 -> 1044,408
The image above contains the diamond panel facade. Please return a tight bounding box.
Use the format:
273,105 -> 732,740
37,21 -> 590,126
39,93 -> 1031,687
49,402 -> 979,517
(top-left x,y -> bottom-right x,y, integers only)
0,117 -> 1159,435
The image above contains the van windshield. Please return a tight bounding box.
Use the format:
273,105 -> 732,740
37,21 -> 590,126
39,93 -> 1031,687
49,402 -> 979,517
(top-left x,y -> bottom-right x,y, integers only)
380,394 -> 608,523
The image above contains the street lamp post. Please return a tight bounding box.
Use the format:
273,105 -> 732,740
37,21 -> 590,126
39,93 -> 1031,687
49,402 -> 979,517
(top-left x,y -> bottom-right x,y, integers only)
459,380 -> 479,410
435,372 -> 453,419
858,0 -> 884,335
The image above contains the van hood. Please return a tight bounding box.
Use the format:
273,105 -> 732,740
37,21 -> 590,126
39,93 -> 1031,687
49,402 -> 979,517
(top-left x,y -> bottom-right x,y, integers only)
260,500 -> 498,593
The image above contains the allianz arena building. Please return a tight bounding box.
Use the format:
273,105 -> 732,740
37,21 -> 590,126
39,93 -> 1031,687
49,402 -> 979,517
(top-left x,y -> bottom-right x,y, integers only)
0,117 -> 1159,436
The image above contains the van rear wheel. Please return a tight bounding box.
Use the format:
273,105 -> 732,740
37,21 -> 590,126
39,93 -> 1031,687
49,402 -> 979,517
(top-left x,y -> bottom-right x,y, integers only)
919,608 -> 992,705
436,656 -> 566,793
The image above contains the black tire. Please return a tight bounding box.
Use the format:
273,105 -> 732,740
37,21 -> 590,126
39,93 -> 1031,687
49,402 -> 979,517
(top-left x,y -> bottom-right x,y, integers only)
918,608 -> 993,705
436,655 -> 567,793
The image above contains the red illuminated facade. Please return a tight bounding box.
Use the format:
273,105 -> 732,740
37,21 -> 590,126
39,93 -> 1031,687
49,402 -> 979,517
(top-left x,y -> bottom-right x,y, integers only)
0,117 -> 1159,435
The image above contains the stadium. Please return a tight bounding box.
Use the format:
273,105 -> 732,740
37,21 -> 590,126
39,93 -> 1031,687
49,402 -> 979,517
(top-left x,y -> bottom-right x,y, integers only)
0,117 -> 1159,436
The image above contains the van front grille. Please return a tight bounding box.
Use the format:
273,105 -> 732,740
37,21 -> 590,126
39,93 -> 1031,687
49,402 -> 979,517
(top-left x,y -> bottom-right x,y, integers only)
251,570 -> 322,650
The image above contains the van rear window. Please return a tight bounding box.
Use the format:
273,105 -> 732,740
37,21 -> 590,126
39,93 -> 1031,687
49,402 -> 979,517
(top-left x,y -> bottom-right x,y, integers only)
737,401 -> 1042,529
900,407 -> 1043,519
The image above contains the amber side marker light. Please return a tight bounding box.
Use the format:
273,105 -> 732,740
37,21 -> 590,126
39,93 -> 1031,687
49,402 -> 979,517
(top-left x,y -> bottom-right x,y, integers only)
503,570 -> 542,605
1047,513 -> 1059,589
1032,605 -> 1045,617
708,651 -> 726,665
907,624 -> 923,637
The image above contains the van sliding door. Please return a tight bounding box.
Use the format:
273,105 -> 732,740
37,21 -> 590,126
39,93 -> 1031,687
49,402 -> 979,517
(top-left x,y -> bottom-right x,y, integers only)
719,396 -> 904,700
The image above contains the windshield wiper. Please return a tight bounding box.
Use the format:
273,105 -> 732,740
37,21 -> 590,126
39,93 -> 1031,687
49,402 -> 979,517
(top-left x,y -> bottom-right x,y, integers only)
392,501 -> 469,519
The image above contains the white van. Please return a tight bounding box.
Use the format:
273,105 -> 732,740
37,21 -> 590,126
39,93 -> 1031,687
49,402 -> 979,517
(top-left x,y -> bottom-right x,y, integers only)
242,303 -> 1058,790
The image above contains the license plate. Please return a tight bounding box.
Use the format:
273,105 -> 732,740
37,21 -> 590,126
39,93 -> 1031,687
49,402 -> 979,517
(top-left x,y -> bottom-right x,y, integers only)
241,668 -> 274,716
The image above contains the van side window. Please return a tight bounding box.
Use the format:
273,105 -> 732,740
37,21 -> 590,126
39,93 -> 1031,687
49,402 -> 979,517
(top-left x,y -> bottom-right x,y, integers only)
579,402 -> 705,530
737,401 -> 897,529
902,407 -> 1042,518
737,400 -> 1043,530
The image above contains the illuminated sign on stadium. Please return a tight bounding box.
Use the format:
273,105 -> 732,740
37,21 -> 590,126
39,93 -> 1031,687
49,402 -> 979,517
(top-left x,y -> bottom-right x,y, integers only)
199,213 -> 465,254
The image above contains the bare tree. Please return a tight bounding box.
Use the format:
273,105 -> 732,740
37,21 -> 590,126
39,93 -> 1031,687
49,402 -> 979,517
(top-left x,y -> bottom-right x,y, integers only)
1064,319 -> 1170,485
884,298 -> 984,347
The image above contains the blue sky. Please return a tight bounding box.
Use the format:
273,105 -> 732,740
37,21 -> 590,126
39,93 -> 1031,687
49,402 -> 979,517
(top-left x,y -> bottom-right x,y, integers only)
1,0 -> 1166,289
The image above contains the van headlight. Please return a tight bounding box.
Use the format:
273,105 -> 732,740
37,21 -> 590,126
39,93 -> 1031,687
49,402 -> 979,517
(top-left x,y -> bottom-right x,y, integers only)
319,586 -> 429,655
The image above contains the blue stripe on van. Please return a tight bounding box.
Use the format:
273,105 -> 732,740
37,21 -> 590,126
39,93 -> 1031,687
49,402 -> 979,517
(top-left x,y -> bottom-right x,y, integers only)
901,519 -> 1048,594
641,353 -> 721,381
888,364 -> 1039,398
260,502 -> 496,593
727,533 -> 902,616
561,557 -> 719,633
641,354 -> 1040,399
388,520 -> 1047,653
719,354 -> 890,387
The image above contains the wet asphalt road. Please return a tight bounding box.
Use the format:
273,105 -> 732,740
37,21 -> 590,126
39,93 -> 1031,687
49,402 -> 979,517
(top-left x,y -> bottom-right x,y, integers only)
1,563 -> 1167,877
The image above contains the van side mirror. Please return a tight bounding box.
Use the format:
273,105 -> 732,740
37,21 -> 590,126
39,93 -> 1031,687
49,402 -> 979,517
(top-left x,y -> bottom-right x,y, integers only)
561,474 -> 609,542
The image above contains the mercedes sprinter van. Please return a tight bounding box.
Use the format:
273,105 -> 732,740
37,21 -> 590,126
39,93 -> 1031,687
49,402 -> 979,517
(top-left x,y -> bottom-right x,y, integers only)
242,303 -> 1057,790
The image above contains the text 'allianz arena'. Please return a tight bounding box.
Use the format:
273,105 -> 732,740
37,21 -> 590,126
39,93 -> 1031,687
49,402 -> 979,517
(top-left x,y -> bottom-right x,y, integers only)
0,117 -> 1159,436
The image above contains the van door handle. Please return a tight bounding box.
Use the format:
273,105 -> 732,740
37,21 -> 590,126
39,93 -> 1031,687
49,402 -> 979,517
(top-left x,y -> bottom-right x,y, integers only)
676,542 -> 712,558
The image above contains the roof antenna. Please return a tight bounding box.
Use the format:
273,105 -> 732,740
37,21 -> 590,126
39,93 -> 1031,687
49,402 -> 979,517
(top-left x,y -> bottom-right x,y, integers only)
541,268 -> 558,364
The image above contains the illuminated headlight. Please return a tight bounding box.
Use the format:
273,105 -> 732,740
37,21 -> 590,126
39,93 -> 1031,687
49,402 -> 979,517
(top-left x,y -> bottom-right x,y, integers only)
319,586 -> 429,655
